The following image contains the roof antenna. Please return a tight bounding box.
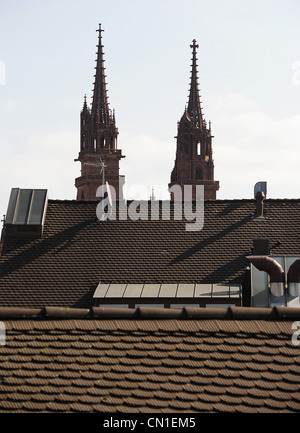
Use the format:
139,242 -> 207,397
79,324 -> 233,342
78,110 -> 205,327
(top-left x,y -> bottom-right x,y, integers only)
150,187 -> 156,201
99,158 -> 106,185
82,157 -> 107,184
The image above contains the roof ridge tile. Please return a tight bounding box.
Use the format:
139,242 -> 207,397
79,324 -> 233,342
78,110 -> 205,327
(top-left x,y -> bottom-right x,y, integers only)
0,305 -> 300,321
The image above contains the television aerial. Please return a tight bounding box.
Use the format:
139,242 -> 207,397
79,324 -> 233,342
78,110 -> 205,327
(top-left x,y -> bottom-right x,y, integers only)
82,157 -> 107,184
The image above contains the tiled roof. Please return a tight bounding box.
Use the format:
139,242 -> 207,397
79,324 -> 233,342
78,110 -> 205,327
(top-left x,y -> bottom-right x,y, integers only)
0,306 -> 299,413
1,198 -> 300,308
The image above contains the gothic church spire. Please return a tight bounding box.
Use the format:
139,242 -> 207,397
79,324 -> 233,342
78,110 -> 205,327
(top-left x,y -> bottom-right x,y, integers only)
91,23 -> 111,126
169,40 -> 219,200
187,39 -> 204,129
75,24 -> 125,201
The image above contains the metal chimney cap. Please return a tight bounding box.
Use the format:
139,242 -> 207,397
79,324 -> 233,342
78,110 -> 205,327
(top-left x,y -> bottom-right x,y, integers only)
254,181 -> 267,199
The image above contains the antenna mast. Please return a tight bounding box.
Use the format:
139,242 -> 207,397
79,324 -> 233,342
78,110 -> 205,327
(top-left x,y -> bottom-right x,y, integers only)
82,158 -> 107,184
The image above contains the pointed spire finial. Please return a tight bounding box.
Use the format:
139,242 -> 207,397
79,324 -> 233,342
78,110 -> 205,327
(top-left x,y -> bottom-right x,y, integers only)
96,22 -> 104,35
82,94 -> 90,114
91,23 -> 110,125
187,39 -> 204,129
190,39 -> 199,51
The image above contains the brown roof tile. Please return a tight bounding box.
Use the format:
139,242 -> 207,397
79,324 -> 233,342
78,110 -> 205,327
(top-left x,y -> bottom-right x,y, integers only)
1,199 -> 300,309
0,306 -> 299,413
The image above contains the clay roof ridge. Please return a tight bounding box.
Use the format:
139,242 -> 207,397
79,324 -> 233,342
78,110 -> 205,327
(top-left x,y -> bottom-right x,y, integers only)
46,198 -> 300,206
0,306 -> 299,320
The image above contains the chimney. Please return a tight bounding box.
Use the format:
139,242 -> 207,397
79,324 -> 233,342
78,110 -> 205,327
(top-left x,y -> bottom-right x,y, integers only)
253,181 -> 267,219
252,238 -> 269,255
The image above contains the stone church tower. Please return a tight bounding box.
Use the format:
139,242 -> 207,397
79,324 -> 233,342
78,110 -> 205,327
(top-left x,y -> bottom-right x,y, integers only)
75,24 -> 125,201
169,40 -> 219,200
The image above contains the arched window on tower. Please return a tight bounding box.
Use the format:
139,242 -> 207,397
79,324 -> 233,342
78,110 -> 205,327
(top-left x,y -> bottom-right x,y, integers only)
197,141 -> 201,155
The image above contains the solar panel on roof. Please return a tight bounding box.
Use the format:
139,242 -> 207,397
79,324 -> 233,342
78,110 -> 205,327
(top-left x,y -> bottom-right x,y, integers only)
93,283 -> 110,298
141,284 -> 160,298
5,188 -> 19,224
123,284 -> 143,298
106,284 -> 126,298
195,284 -> 212,297
212,284 -> 231,298
177,284 -> 195,297
159,284 -> 177,298
92,281 -> 242,309
14,189 -> 32,224
229,285 -> 241,298
5,188 -> 47,225
28,189 -> 48,224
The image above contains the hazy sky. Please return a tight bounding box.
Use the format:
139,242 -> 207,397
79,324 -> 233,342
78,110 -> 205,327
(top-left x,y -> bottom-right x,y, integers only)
0,0 -> 300,217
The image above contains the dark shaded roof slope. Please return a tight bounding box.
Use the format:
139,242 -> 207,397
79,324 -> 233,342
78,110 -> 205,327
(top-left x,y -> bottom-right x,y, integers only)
1,198 -> 300,308
0,306 -> 299,413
